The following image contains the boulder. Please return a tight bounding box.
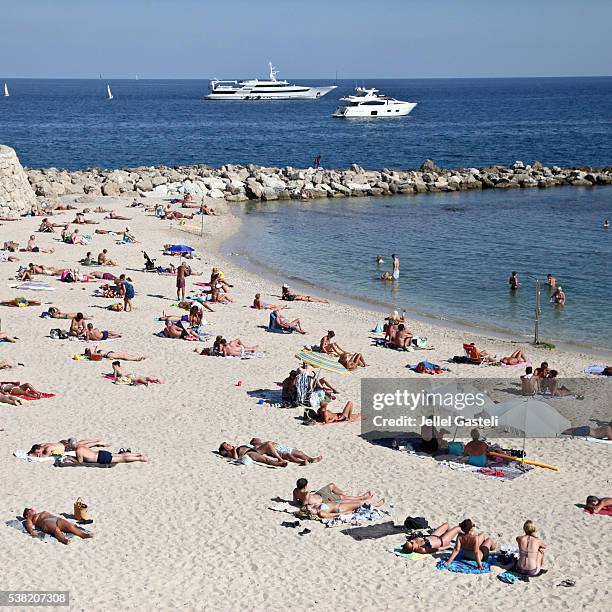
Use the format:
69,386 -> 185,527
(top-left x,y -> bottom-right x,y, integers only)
135,178 -> 153,191
420,159 -> 441,173
101,181 -> 120,196
208,188 -> 225,199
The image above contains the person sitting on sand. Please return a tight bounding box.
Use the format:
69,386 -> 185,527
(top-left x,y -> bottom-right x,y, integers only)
83,347 -> 145,361
421,416 -> 448,453
499,349 -> 529,366
282,370 -> 298,404
24,235 -> 54,254
252,293 -> 285,310
302,495 -> 384,519
402,522 -> 462,554
162,320 -> 199,341
28,439 -> 108,457
72,213 -> 98,225
249,438 -> 322,465
0,381 -> 43,399
515,520 -> 547,577
585,495 -> 612,514
273,309 -> 307,334
201,204 -> 217,215
105,211 -> 132,220
69,229 -> 87,246
218,442 -> 288,467
122,227 -> 137,243
387,323 -> 413,350
444,519 -> 497,570
281,284 -> 328,303
47,307 -> 92,320
543,370 -> 583,398
84,323 -> 121,341
293,479 -> 372,506
0,248 -> 19,262
97,249 -> 117,266
338,351 -> 368,370
23,508 -> 94,544
80,251 -> 97,266
317,400 -> 361,424
68,445 -> 147,465
210,284 -> 234,304
0,331 -> 19,343
69,313 -> 87,337
550,286 -> 566,305
319,331 -> 347,357
38,218 -> 61,233
111,361 -> 160,386
563,421 -> 612,440
463,429 -> 489,457
521,366 -> 538,395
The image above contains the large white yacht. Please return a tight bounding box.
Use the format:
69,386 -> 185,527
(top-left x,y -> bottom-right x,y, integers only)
332,87 -> 417,118
205,62 -> 337,100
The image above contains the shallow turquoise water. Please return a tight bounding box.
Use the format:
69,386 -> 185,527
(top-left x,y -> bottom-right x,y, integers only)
231,187 -> 612,349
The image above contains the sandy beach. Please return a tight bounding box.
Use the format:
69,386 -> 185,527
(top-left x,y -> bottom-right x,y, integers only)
0,194 -> 610,611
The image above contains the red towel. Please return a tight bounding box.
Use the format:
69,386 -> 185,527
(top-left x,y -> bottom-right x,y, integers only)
584,506 -> 612,516
11,392 -> 55,401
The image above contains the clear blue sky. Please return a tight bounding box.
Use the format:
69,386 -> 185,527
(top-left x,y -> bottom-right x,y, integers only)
2,0 -> 611,79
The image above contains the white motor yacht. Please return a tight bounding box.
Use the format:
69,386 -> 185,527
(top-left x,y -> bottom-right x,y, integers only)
332,87 -> 416,117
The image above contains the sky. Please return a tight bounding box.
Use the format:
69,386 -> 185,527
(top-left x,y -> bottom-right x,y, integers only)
2,0 -> 611,79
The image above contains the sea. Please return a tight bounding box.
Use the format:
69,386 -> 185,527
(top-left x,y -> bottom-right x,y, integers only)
1,77 -> 611,349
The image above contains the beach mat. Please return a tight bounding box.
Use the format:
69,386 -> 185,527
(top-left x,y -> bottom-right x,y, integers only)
387,546 -> 427,560
9,392 -> 55,401
436,552 -> 495,574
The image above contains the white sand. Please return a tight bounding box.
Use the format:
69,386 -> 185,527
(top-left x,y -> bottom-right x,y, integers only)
0,196 -> 609,611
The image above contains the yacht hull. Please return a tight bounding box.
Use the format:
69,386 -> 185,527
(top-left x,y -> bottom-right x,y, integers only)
332,102 -> 417,118
205,85 -> 337,100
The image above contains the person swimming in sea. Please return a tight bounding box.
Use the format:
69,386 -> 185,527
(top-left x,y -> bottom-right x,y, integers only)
509,271 -> 520,290
604,219 -> 609,229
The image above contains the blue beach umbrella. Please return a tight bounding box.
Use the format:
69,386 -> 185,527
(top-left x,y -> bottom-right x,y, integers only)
167,244 -> 194,254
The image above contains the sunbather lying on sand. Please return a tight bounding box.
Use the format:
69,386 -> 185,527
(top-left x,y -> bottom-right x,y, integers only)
0,332 -> 19,343
281,285 -> 328,303
338,351 -> 368,370
585,495 -> 612,514
162,320 -> 199,340
23,508 -> 94,544
0,393 -> 24,405
252,293 -> 286,310
161,305 -> 206,326
28,439 -> 109,457
214,337 -> 259,357
301,495 -> 384,519
402,522 -> 462,554
563,420 -> 612,439
84,347 -> 145,361
84,324 -> 121,341
0,359 -> 15,369
20,263 -> 64,278
0,381 -> 43,399
317,400 -> 361,423
542,371 -> 583,398
105,211 -> 131,220
72,213 -> 98,225
500,350 -> 529,365
444,519 -> 497,570
273,309 -> 306,334
47,307 -> 92,320
111,361 -> 161,386
249,439 -> 321,465
68,446 -> 147,465
218,442 -> 288,467
1,297 -> 40,307
293,479 -> 371,506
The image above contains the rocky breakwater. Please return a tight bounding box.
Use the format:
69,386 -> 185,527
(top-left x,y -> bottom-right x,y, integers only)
0,145 -> 37,216
26,159 -> 612,205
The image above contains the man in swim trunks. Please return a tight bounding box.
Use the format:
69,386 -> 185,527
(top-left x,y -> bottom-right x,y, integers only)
509,271 -> 519,290
402,521 -> 462,554
388,324 -> 413,350
218,442 -> 288,467
176,262 -> 187,301
84,347 -> 146,361
292,478 -> 371,506
97,249 -> 117,266
23,508 -> 94,544
249,438 -> 322,465
444,519 -> 497,570
319,331 -> 347,357
392,253 -> 400,280
70,446 -> 147,465
84,323 -> 121,341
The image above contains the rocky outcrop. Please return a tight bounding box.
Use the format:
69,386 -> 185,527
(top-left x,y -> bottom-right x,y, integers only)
0,145 -> 37,216
22,159 -> 612,205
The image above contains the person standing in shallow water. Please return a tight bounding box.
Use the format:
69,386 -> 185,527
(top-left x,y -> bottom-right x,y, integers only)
392,254 -> 400,281
509,271 -> 519,290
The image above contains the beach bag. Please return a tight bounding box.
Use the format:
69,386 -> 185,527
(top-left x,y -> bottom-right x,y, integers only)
411,336 -> 428,348
448,441 -> 464,456
404,516 -> 429,530
74,497 -> 92,523
373,321 -> 385,334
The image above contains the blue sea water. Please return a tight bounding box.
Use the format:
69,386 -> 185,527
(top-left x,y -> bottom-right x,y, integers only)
229,188 -> 612,350
1,77 -> 611,348
0,77 -> 611,170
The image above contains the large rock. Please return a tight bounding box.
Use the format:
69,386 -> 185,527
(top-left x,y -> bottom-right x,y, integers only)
0,145 -> 37,214
420,159 -> 441,173
101,181 -> 120,196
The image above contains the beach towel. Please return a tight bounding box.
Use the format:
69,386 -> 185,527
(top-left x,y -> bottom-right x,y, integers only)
584,506 -> 612,516
407,361 -> 446,374
386,546 -> 427,561
8,392 -> 55,401
584,365 -> 606,375
501,360 -> 531,369
498,571 -> 520,584
9,282 -> 55,292
5,517 -> 91,543
102,374 -> 159,386
323,504 -> 388,528
13,449 -> 75,462
436,552 -> 494,574
564,435 -> 612,445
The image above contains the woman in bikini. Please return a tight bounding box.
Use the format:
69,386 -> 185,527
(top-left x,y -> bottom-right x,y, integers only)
111,361 -> 161,386
316,400 -> 361,424
84,347 -> 146,361
338,351 -> 368,370
47,307 -> 92,320
218,442 -> 288,467
402,522 -> 462,554
515,520 -> 547,577
281,285 -> 328,303
302,495 -> 384,519
499,349 -> 529,365
23,508 -> 94,545
0,381 -> 43,399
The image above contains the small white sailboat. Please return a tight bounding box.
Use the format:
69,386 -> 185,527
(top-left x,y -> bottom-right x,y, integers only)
106,84 -> 113,100
3,82 -> 9,97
